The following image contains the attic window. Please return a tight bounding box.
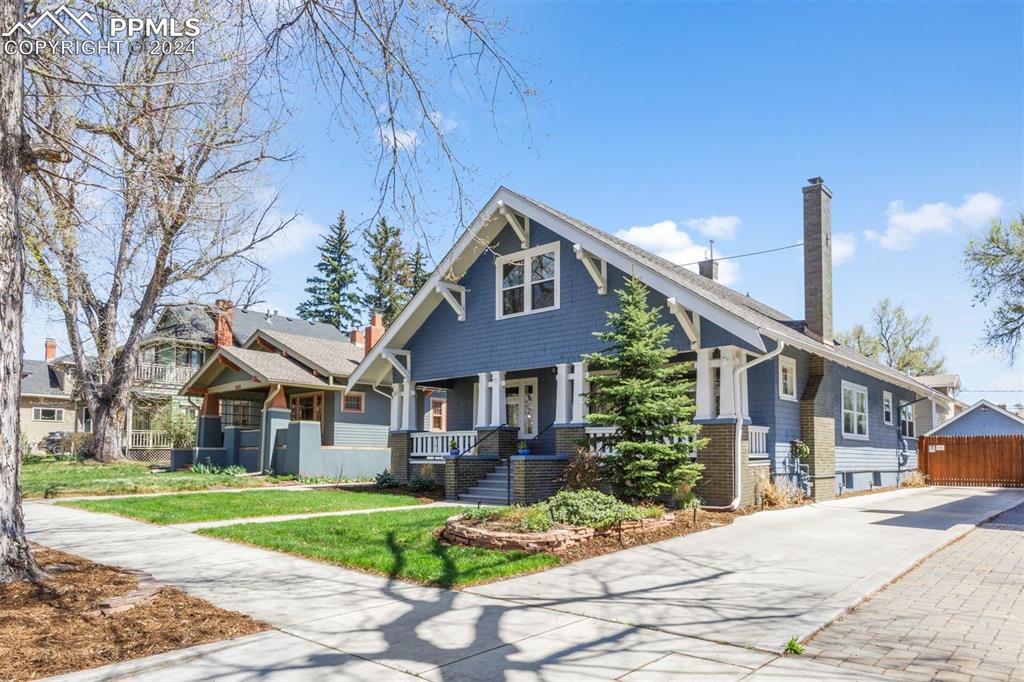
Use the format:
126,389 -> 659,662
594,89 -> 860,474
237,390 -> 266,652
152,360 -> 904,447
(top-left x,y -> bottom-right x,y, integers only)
495,242 -> 559,319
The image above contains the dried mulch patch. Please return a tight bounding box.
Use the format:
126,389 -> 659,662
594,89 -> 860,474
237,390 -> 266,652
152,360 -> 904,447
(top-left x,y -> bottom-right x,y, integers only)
0,545 -> 267,681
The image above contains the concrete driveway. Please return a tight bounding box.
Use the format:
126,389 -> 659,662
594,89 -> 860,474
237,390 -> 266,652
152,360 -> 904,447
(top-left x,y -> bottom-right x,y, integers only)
26,486 -> 1023,680
469,487 -> 1024,651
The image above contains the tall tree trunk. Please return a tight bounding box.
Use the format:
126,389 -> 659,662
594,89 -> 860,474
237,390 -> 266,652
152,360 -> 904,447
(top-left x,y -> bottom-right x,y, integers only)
90,398 -> 128,463
0,0 -> 44,583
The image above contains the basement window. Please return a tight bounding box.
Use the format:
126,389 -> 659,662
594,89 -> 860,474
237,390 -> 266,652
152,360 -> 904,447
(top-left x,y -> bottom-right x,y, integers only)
495,243 -> 559,319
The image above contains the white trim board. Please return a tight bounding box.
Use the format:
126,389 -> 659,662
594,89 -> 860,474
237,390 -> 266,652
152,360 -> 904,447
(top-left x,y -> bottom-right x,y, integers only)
923,398 -> 1024,436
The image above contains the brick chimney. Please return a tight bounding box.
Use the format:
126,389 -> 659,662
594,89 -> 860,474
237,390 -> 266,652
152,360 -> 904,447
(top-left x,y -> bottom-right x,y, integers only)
698,259 -> 719,281
44,338 -> 57,362
214,299 -> 234,347
350,328 -> 364,345
803,177 -> 833,344
364,312 -> 385,355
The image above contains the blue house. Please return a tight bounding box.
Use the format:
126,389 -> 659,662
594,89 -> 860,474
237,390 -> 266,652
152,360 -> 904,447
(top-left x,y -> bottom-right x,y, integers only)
346,178 -> 952,507
925,400 -> 1024,437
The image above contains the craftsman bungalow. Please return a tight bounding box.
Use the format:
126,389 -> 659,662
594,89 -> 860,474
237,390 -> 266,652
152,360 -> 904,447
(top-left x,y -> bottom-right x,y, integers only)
346,179 -> 953,506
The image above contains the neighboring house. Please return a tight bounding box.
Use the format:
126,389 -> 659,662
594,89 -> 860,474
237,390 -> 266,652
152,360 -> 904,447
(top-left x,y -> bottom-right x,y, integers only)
346,179 -> 952,506
18,340 -> 87,450
924,399 -> 1024,437
914,374 -> 967,435
177,312 -> 438,478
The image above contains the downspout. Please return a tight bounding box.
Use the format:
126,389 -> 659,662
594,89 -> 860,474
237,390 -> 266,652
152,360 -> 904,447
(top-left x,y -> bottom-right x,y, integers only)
706,336 -> 785,511
260,384 -> 284,473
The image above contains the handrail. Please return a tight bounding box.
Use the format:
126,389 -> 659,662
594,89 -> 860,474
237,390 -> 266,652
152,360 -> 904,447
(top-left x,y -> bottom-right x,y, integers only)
453,423 -> 507,459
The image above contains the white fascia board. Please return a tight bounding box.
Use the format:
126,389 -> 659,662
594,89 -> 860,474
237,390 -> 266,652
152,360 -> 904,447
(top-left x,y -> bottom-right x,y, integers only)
923,398 -> 1024,436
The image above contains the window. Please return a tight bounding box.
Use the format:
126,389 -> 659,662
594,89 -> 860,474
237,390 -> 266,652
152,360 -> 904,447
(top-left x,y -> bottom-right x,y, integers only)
779,356 -> 797,401
32,407 -> 64,422
176,347 -> 203,368
342,392 -> 364,413
882,391 -> 893,425
430,398 -> 447,431
222,399 -> 260,428
495,243 -> 559,318
841,380 -> 869,439
290,394 -> 323,422
901,403 -> 915,438
140,347 -> 156,364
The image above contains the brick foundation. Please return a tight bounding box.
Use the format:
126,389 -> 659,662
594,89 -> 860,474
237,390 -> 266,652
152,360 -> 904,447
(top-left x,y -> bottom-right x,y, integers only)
512,456 -> 568,504
444,455 -> 500,500
694,423 -> 755,508
555,426 -> 587,457
388,432 -> 412,484
800,355 -> 837,501
476,426 -> 519,458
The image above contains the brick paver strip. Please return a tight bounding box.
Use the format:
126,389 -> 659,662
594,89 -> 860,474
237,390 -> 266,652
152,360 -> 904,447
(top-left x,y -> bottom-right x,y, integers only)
805,503 -> 1024,682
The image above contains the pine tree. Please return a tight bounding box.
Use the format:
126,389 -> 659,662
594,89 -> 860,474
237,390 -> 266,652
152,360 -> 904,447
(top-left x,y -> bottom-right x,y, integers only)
362,216 -> 409,326
584,276 -> 706,501
297,211 -> 363,330
406,243 -> 430,298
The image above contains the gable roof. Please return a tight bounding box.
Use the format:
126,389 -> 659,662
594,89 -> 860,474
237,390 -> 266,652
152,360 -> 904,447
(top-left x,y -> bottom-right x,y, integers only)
21,359 -> 67,398
151,304 -> 348,347
181,345 -> 333,394
345,187 -> 950,405
917,374 -> 962,390
243,329 -> 364,377
924,399 -> 1024,437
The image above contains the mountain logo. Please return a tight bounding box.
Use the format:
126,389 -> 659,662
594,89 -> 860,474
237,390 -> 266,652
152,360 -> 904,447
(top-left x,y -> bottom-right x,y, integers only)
3,5 -> 96,37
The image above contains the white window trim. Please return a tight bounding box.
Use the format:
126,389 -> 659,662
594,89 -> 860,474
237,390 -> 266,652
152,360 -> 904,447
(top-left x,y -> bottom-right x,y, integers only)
841,380 -> 869,440
342,391 -> 365,414
900,402 -> 915,438
472,377 -> 540,438
778,356 -> 797,402
494,241 -> 560,320
32,407 -> 65,422
882,391 -> 893,425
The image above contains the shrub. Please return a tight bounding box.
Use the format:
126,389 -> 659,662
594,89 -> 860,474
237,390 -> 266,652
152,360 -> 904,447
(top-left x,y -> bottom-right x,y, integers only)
408,473 -> 436,492
375,468 -> 398,488
547,489 -> 662,530
153,405 -> 197,448
789,439 -> 810,459
900,470 -> 928,488
783,637 -> 805,655
65,433 -> 94,458
190,462 -> 246,476
462,505 -> 552,533
561,448 -> 600,490
755,468 -> 801,507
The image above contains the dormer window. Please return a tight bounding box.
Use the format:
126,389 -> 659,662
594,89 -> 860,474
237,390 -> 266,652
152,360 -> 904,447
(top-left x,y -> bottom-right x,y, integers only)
495,242 -> 559,319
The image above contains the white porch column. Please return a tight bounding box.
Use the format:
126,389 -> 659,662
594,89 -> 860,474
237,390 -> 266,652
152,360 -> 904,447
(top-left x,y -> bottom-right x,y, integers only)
571,361 -> 587,424
718,351 -> 737,418
695,349 -> 713,420
490,370 -> 506,427
390,383 -> 401,430
400,380 -> 416,431
475,372 -> 490,428
555,363 -> 570,424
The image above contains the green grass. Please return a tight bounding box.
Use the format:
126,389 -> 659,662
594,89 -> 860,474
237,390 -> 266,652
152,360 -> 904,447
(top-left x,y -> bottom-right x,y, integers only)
199,507 -> 561,587
58,489 -> 422,524
20,459 -> 274,499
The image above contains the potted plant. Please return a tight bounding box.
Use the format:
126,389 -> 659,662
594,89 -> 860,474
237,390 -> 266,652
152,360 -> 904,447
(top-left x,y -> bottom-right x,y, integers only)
449,437 -> 460,456
516,440 -> 530,456
789,439 -> 810,460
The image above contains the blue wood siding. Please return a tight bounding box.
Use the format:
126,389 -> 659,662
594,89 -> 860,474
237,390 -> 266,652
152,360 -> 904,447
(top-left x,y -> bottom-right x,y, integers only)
830,363 -> 917,451
332,385 -> 390,447
930,407 -> 1024,436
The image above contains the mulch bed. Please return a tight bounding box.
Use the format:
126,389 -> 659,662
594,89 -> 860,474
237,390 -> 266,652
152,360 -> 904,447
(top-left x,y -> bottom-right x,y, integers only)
0,545 -> 268,681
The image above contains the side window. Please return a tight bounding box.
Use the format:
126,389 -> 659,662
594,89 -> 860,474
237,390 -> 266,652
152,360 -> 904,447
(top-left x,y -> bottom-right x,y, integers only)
882,391 -> 893,425
779,356 -> 797,401
901,403 -> 915,438
841,381 -> 869,439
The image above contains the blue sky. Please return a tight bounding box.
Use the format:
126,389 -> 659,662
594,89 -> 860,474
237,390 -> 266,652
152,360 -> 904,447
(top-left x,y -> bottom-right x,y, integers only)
25,1 -> 1023,404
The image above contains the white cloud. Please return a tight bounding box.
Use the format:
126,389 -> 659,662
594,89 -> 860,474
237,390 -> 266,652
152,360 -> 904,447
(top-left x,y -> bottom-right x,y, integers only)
682,215 -> 741,240
865,192 -> 1004,251
615,219 -> 740,285
832,232 -> 856,265
378,125 -> 419,151
256,213 -> 323,264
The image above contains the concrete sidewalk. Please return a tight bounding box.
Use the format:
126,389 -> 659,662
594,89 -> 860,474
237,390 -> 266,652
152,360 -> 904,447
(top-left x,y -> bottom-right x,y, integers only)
27,486 -> 1023,680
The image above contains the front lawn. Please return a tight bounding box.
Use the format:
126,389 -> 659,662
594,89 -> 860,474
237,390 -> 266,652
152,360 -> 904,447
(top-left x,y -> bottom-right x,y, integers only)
199,507 -> 560,587
59,489 -> 423,524
20,459 -> 274,499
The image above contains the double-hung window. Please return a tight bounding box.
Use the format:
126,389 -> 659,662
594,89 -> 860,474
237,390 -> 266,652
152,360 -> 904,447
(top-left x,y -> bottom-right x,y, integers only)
882,391 -> 893,425
496,243 -> 559,318
841,380 -> 869,439
779,356 -> 797,401
900,403 -> 915,438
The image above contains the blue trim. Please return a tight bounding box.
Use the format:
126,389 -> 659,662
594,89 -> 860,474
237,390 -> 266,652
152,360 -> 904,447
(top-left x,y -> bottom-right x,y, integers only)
510,454 -> 567,461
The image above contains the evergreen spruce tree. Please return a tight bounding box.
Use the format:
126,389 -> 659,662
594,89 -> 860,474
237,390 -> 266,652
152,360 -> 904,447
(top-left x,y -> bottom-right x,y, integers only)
362,216 -> 409,326
406,243 -> 430,297
297,211 -> 363,330
584,276 -> 706,501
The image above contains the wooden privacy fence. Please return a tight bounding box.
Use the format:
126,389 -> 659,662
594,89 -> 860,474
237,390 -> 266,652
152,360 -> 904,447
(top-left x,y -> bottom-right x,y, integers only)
918,435 -> 1024,487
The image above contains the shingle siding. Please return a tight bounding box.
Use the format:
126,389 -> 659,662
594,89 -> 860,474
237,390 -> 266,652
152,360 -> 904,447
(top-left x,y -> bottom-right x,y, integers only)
333,386 -> 390,447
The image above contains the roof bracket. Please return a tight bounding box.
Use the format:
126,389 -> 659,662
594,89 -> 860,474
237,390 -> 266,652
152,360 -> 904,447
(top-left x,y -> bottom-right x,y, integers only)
435,281 -> 467,322
573,244 -> 607,295
667,298 -> 700,349
498,201 -> 529,249
381,349 -> 411,380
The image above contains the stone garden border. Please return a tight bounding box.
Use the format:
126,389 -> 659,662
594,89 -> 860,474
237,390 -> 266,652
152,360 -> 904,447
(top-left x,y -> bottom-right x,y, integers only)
441,512 -> 675,554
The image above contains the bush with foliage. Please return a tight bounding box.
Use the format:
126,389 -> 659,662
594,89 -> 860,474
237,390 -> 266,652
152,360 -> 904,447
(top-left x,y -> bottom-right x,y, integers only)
462,505 -> 553,533
546,489 -> 663,530
153,404 -> 198,448
408,473 -> 436,492
375,468 -> 398,488
585,276 -> 705,501
190,462 -> 246,476
65,432 -> 94,458
561,448 -> 600,490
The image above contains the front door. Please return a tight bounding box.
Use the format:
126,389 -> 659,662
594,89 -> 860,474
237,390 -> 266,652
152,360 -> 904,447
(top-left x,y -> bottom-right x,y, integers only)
505,378 -> 538,439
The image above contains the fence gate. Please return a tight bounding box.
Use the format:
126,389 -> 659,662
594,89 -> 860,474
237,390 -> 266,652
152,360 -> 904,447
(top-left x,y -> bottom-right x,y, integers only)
918,435 -> 1024,487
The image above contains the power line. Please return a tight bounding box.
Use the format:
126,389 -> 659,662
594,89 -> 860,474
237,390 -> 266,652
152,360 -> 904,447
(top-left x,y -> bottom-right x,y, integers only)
959,388 -> 1024,393
679,242 -> 803,267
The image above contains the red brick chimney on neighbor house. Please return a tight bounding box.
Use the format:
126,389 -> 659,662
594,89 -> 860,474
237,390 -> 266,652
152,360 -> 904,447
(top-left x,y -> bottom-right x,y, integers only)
214,299 -> 234,347
45,338 -> 57,362
364,313 -> 385,355
350,328 -> 364,345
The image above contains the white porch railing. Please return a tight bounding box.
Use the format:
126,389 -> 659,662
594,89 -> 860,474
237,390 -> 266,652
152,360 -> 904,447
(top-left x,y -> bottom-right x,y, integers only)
584,426 -> 617,456
135,363 -> 196,386
130,430 -> 173,449
411,431 -> 476,457
748,426 -> 769,457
